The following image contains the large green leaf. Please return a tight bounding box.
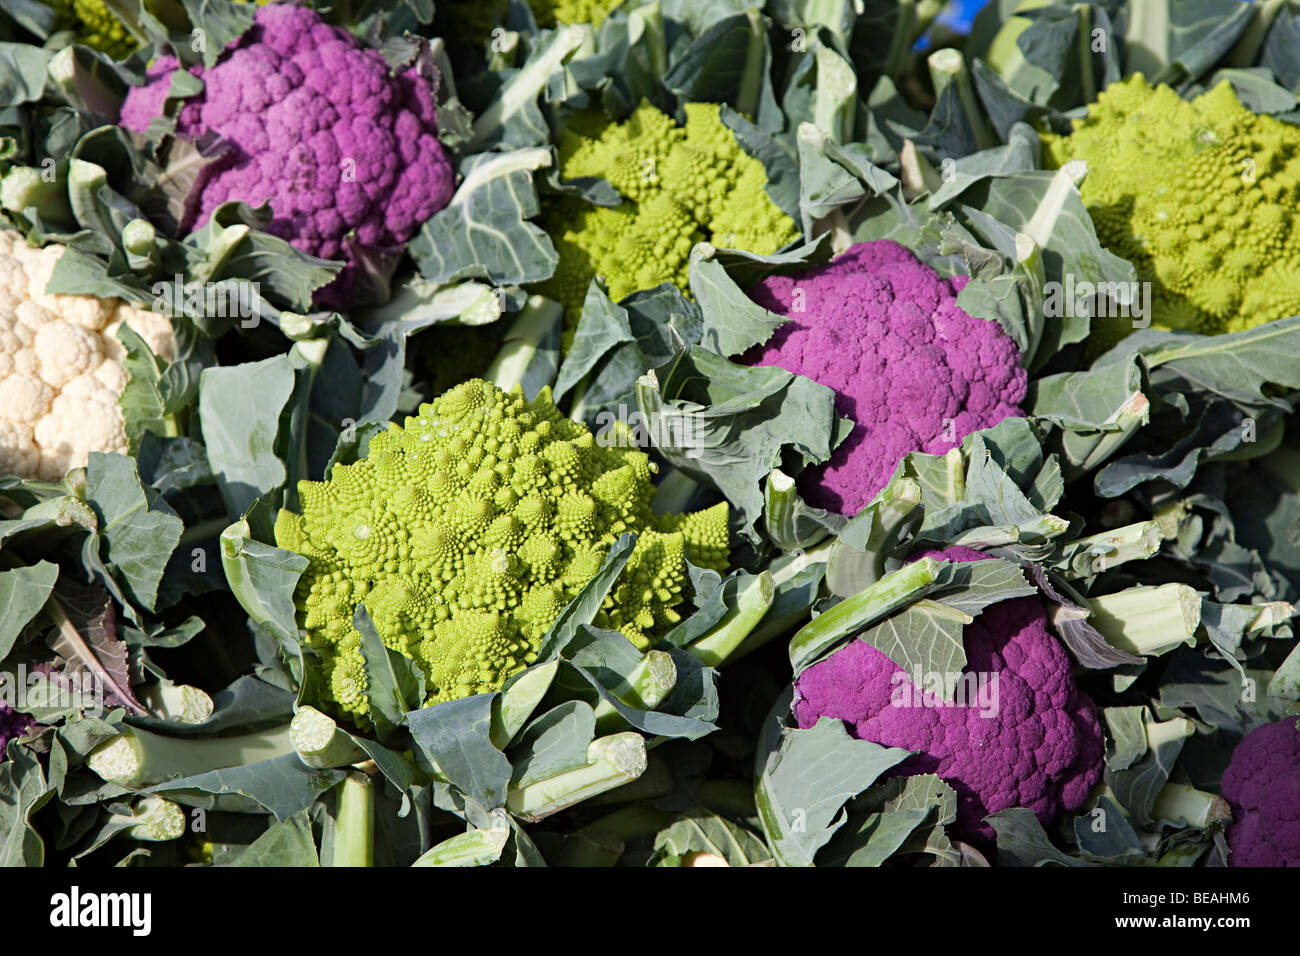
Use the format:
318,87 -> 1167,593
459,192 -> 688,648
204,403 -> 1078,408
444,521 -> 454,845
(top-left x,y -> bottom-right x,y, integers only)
85,452 -> 184,611
756,717 -> 911,867
409,148 -> 558,285
198,356 -> 295,520
0,561 -> 57,660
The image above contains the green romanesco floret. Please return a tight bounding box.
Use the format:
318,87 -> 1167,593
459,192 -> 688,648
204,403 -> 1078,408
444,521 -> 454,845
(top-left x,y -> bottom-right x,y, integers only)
530,0 -> 626,26
1042,74 -> 1300,352
274,379 -> 730,725
44,0 -> 134,58
539,101 -> 799,333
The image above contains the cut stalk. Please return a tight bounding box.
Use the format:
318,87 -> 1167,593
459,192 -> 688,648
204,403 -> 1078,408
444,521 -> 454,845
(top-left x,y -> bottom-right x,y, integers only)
927,49 -> 997,150
0,165 -> 73,228
789,557 -> 941,671
1087,584 -> 1202,657
330,770 -> 375,867
141,681 -> 214,725
505,732 -> 648,822
592,650 -> 678,730
291,706 -> 367,769
110,795 -> 187,842
412,820 -> 512,867
490,660 -> 559,750
1051,520 -> 1161,576
87,724 -> 296,788
1151,781 -> 1231,829
687,572 -> 776,667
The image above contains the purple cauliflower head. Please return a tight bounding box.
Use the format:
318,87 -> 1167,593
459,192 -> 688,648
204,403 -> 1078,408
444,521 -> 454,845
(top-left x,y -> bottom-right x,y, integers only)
793,546 -> 1104,844
0,701 -> 31,759
743,241 -> 1027,516
119,4 -> 455,306
1221,717 -> 1300,866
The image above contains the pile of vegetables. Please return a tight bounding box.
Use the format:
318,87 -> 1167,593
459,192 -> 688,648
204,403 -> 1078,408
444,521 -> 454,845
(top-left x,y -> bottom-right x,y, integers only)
0,0 -> 1296,870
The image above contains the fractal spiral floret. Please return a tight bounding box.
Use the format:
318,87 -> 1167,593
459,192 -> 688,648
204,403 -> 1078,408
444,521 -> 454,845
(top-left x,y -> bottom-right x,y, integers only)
539,101 -> 799,330
1044,74 -> 1300,350
275,379 -> 729,723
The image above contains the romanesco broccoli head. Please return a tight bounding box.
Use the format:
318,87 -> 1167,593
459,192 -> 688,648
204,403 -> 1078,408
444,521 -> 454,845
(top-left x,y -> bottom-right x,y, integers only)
275,379 -> 730,724
539,101 -> 799,333
1042,74 -> 1300,351
529,0 -> 626,27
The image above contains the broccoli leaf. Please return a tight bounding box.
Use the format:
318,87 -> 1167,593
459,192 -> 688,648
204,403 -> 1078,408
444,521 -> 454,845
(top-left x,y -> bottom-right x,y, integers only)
467,26 -> 587,151
755,716 -> 911,867
198,356 -> 295,521
0,742 -> 53,866
0,560 -> 57,660
184,202 -> 342,314
636,347 -> 846,543
409,148 -> 558,286
689,247 -> 796,358
653,808 -> 772,867
355,605 -> 426,742
1103,317 -> 1300,408
84,451 -> 184,613
985,807 -> 1094,866
856,599 -> 969,694
1104,706 -> 1150,772
229,812 -> 320,867
178,0 -> 258,70
509,701 -> 597,788
536,534 -> 636,660
406,696 -> 513,811
0,41 -> 51,107
820,773 -> 958,867
663,9 -> 782,132
218,520 -> 307,650
45,579 -> 146,716
554,281 -> 635,403
142,755 -> 346,822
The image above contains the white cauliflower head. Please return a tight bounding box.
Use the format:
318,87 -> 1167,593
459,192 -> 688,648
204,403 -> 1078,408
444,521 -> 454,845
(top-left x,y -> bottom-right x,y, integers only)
0,231 -> 177,480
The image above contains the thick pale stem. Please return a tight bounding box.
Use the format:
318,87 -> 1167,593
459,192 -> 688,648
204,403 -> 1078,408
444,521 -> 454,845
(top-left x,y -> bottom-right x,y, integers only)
687,572 -> 776,667
87,724 -> 296,788
112,795 -> 186,842
142,682 -> 213,725
789,557 -> 941,671
291,706 -> 367,769
412,821 -> 512,867
1087,584 -> 1202,657
1052,520 -> 1161,576
330,770 -> 375,867
592,650 -> 678,730
505,732 -> 648,822
1151,781 -> 1231,828
484,295 -> 564,398
0,166 -> 73,226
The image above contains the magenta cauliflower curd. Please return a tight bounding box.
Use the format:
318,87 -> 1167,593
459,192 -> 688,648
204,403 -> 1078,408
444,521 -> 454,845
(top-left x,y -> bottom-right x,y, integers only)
743,241 -> 1027,516
793,547 -> 1104,844
1221,717 -> 1300,866
119,4 -> 455,305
